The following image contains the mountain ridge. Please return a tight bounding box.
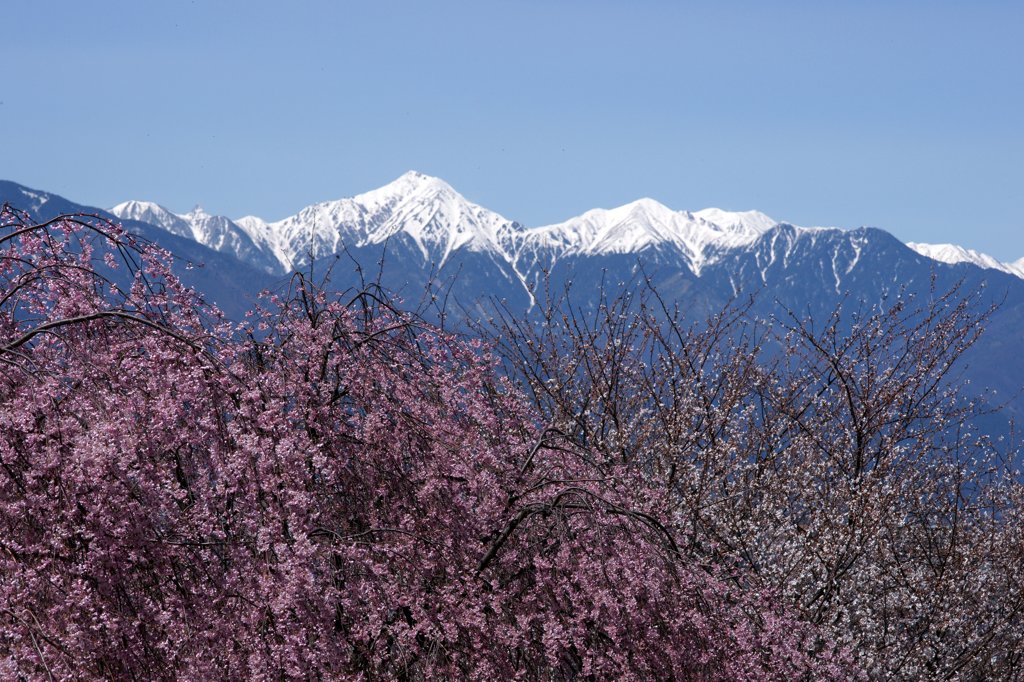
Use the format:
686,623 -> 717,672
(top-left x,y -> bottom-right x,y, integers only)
6,175 -> 1024,426
106,171 -> 1024,284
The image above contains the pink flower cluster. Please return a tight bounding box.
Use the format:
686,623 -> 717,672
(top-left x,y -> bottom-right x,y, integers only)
0,211 -> 855,679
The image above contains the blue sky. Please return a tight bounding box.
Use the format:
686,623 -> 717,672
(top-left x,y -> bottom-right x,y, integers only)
3,1 -> 1023,260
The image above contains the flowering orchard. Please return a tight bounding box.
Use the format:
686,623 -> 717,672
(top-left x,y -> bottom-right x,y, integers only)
0,211 -> 858,679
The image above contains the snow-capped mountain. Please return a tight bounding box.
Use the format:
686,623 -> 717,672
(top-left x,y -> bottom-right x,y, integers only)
8,174 -> 1024,426
108,200 -> 195,239
109,171 -> 1023,290
109,200 -> 281,275
247,172 -> 532,307
509,199 -> 780,275
112,172 -> 522,278
111,171 -> 1024,288
255,171 -> 521,272
907,242 -> 1024,279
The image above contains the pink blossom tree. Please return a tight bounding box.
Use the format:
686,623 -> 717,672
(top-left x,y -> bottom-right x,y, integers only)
0,209 -> 850,679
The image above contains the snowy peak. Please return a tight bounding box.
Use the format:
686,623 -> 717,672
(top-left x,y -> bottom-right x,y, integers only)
513,200 -> 778,274
907,242 -> 1024,279
110,200 -> 194,239
109,201 -> 281,275
354,170 -> 512,255
264,171 -> 518,270
180,205 -> 229,246
516,197 -> 681,254
693,208 -> 778,237
353,170 -> 443,208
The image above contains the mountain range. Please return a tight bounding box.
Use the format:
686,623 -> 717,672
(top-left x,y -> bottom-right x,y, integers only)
3,173 -> 1024,427
104,170 -> 1024,285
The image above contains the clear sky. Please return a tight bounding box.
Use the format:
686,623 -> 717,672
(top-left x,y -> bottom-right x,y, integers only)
3,1 -> 1023,260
